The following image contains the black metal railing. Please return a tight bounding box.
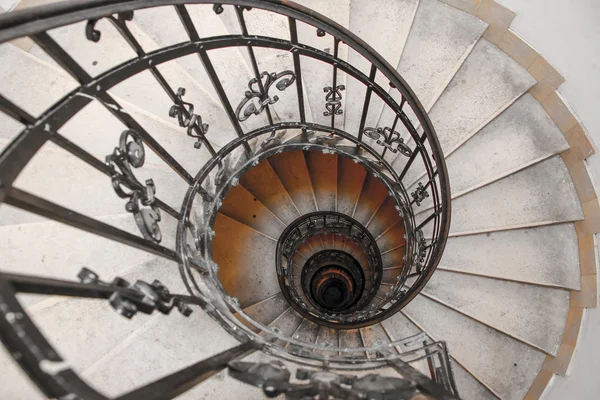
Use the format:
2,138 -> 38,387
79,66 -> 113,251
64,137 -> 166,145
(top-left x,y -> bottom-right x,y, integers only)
0,1 -> 452,398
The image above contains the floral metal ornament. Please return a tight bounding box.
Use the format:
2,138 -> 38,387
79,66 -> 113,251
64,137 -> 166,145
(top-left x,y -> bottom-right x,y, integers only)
323,84 -> 345,116
411,182 -> 430,207
236,70 -> 296,121
363,126 -> 412,157
106,130 -> 162,243
169,87 -> 209,149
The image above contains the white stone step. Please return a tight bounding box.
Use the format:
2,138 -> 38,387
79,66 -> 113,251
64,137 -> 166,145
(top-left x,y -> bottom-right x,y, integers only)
267,306 -> 304,346
404,295 -> 546,400
288,318 -> 320,351
0,212 -> 178,307
241,292 -> 289,331
343,0 -> 420,136
212,213 -> 279,308
28,16 -> 241,148
385,0 -> 487,113
451,360 -> 498,400
392,38 -> 536,180
439,223 -> 580,289
422,270 -> 570,355
360,322 -> 396,359
0,43 -> 216,175
429,38 -> 536,155
1,140 -> 187,227
268,150 -> 318,215
422,156 -> 583,236
82,301 -> 240,398
408,93 -> 569,210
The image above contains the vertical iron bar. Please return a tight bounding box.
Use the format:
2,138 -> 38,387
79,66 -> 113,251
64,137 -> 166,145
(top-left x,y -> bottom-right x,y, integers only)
330,37 -> 341,129
381,114 -> 399,159
357,64 -> 377,141
5,188 -> 180,261
174,5 -> 251,154
235,5 -> 274,125
288,17 -> 306,124
0,93 -> 35,125
31,32 -> 194,184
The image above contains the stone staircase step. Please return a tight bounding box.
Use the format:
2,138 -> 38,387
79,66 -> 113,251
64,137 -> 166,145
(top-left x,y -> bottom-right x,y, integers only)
366,196 -> 402,239
306,150 -> 338,212
360,322 -> 396,359
268,150 -> 318,215
404,295 -> 546,400
219,184 -> 286,240
353,173 -> 389,227
336,155 -> 368,216
439,223 -> 580,289
267,307 -> 304,347
344,0 -> 420,136
239,159 -> 301,225
212,213 -> 279,308
422,270 -> 570,355
436,156 -> 583,235
240,292 -> 289,332
451,360 -> 498,400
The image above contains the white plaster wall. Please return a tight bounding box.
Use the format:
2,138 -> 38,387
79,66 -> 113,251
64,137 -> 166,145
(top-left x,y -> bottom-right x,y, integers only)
495,2 -> 600,398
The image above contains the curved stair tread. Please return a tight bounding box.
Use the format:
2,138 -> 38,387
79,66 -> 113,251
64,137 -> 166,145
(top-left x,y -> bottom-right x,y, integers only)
451,360 -> 499,400
219,184 -> 286,239
423,269 -> 570,355
212,213 -> 279,308
267,307 -> 304,346
343,0 -> 419,135
339,328 -> 363,356
360,322 -> 397,359
268,150 -> 318,215
404,295 -> 546,400
336,154 -> 368,215
25,258 -> 181,375
306,150 -> 338,212
239,159 -> 301,224
3,141 -> 186,226
288,317 -> 320,350
423,38 -> 535,156
82,305 -> 239,398
395,0 -> 488,109
409,92 -> 570,211
439,223 -> 580,289
366,196 -> 402,239
0,214 -> 171,292
315,326 -> 339,354
239,292 -> 289,332
420,155 -> 583,236
353,173 -> 389,226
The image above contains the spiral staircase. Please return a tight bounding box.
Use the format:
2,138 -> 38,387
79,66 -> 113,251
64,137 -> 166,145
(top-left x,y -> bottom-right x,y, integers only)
0,0 -> 595,399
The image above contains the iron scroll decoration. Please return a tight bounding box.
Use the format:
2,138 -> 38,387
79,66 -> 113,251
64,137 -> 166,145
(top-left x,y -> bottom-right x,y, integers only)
106,130 -> 162,243
363,126 -> 413,157
236,70 -> 296,121
169,87 -> 210,150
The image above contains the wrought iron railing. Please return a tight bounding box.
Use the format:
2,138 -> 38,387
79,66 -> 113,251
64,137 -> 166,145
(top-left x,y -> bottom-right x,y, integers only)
0,0 -> 452,398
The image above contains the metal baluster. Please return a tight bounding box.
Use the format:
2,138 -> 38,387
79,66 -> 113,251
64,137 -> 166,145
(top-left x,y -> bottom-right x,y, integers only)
381,114 -> 399,159
5,188 -> 179,261
174,5 -> 251,155
330,37 -> 341,129
357,65 -> 377,141
235,5 -> 274,125
288,17 -> 306,125
31,32 -> 194,185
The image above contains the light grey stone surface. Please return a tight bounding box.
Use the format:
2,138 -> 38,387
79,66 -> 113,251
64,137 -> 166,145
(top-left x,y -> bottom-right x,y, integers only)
439,223 -> 580,289
451,360 -> 498,400
443,156 -> 583,235
428,39 -> 536,155
405,295 -> 546,400
423,270 -> 570,354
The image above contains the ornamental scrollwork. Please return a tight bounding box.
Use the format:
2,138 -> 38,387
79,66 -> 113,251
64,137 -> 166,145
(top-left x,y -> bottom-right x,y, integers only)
323,85 -> 345,116
236,70 -> 296,122
169,87 -> 210,150
86,11 -> 134,43
411,182 -> 429,206
363,126 -> 412,157
106,129 -> 162,243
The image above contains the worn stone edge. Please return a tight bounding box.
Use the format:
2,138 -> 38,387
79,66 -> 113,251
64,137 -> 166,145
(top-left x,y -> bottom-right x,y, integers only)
440,0 -> 598,398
